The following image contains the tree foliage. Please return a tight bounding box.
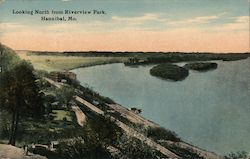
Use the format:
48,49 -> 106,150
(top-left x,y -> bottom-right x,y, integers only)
147,127 -> 181,142
225,151 -> 248,159
0,61 -> 44,145
55,85 -> 75,108
150,63 -> 189,81
115,135 -> 162,159
0,43 -> 20,71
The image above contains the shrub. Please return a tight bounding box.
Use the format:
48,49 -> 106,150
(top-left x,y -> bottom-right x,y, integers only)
146,127 -> 181,142
116,135 -> 163,159
225,151 -> 248,159
184,62 -> 217,71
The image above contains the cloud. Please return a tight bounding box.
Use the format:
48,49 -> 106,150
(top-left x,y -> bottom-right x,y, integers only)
235,16 -> 249,23
46,23 -> 81,32
213,16 -> 249,31
1,28 -> 248,53
166,15 -> 220,26
44,21 -> 120,32
0,22 -> 27,31
1,14 -> 248,35
0,14 -> 248,53
112,13 -> 165,25
0,20 -> 123,35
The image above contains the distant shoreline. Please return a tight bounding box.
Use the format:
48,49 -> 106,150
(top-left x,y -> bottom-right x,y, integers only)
17,50 -> 250,72
15,49 -> 250,54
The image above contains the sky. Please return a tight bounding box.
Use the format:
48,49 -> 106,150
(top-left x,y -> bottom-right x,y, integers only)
0,0 -> 249,52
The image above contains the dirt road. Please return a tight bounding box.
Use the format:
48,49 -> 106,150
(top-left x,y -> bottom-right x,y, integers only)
71,105 -> 87,126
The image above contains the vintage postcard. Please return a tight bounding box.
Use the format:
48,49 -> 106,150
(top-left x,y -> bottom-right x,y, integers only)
0,0 -> 249,159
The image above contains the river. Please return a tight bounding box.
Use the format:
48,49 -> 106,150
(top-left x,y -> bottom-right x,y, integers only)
72,58 -> 250,155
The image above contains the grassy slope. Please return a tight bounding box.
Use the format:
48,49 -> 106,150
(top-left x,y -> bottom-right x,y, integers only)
18,52 -> 128,71
52,110 -> 72,121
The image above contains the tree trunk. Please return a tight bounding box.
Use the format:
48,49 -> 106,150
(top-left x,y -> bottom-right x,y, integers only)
8,95 -> 21,146
9,110 -> 19,146
12,112 -> 19,145
8,110 -> 16,146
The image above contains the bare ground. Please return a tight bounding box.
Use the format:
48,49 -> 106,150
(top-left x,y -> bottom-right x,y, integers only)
0,144 -> 47,159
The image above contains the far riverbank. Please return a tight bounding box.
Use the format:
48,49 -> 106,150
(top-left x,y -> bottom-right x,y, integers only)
17,50 -> 250,71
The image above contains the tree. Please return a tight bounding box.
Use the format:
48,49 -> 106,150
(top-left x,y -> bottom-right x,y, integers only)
56,126 -> 110,159
0,61 -> 44,145
55,85 -> 74,108
146,127 -> 181,142
88,115 -> 122,147
0,43 -> 20,71
225,151 -> 248,159
116,135 -> 161,159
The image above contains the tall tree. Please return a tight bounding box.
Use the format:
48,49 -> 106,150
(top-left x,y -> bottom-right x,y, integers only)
0,61 -> 43,145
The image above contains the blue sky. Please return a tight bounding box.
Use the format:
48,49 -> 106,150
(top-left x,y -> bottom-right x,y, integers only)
0,0 -> 249,52
0,0 -> 248,27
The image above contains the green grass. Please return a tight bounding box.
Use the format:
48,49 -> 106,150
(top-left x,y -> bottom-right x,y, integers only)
12,110 -> 78,144
52,110 -> 72,122
18,52 -> 128,71
0,111 -> 78,145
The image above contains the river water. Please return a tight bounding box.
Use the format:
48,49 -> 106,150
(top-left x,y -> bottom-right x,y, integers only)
72,58 -> 250,155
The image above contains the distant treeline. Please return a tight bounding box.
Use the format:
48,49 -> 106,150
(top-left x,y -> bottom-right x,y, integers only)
29,51 -> 152,57
28,51 -> 250,62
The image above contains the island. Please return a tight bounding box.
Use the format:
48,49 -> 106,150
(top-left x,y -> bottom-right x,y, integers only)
150,63 -> 189,81
184,62 -> 218,71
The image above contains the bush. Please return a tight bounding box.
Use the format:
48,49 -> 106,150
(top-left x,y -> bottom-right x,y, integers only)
87,115 -> 122,146
184,62 -> 217,71
146,127 -> 181,142
116,135 -> 163,159
35,70 -> 50,78
160,142 -> 203,159
56,134 -> 110,158
225,151 -> 248,159
0,111 -> 11,139
55,86 -> 75,108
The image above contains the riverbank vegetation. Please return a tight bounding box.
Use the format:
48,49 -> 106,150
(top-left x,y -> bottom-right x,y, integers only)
28,51 -> 250,61
150,63 -> 189,81
146,127 -> 181,142
18,52 -> 128,71
18,50 -> 250,71
184,62 -> 218,71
